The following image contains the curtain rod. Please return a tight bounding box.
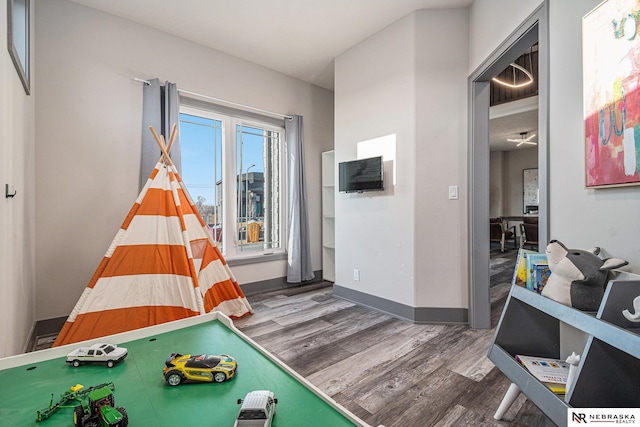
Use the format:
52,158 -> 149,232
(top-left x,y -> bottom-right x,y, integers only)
133,78 -> 293,120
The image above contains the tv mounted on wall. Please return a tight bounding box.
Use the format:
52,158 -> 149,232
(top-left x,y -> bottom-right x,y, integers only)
338,156 -> 384,193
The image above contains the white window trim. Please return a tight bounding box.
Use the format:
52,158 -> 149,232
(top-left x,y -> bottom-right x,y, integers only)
179,105 -> 287,262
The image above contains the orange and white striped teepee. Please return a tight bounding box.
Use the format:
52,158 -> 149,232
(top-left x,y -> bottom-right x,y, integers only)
54,126 -> 251,346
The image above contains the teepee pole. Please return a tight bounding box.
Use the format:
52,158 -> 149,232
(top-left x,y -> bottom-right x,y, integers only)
148,125 -> 174,166
165,123 -> 178,155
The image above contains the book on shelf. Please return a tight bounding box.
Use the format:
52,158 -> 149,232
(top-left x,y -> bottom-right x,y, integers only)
531,262 -> 551,294
511,249 -> 537,288
515,355 -> 569,394
525,253 -> 549,293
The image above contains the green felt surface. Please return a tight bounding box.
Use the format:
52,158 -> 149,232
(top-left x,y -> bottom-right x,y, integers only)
0,321 -> 358,426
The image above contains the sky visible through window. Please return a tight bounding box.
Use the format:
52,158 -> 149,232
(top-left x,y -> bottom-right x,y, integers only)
179,113 -> 265,206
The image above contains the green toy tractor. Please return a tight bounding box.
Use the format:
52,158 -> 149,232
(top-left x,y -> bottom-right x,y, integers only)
72,386 -> 128,427
36,382 -> 128,426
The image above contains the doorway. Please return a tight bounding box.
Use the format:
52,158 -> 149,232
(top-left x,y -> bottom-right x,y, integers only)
468,2 -> 549,329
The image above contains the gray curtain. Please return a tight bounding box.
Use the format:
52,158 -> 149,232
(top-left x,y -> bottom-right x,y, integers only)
140,78 -> 181,190
285,115 -> 314,283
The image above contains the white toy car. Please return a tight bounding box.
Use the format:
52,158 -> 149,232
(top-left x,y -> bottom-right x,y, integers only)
234,390 -> 277,427
66,343 -> 128,368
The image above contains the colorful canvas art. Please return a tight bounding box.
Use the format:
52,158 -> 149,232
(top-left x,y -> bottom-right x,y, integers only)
583,0 -> 640,187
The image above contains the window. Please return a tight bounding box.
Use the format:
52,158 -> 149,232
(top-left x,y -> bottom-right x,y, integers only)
180,105 -> 285,259
8,0 -> 30,94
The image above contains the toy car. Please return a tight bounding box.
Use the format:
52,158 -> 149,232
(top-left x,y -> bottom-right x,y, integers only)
66,343 -> 128,368
234,390 -> 277,427
163,353 -> 237,386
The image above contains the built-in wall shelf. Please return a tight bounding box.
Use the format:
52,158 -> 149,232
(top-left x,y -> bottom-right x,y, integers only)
322,151 -> 335,282
490,274 -> 640,427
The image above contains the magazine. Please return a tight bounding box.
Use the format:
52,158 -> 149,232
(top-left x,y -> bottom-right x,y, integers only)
515,355 -> 569,394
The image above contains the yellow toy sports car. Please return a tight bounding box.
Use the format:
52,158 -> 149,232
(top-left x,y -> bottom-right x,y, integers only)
163,353 -> 237,386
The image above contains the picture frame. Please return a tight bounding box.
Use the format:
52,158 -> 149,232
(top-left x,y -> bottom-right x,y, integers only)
523,168 -> 539,214
583,0 -> 640,188
7,0 -> 30,95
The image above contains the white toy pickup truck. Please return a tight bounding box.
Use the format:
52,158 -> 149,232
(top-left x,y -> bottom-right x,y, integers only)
234,390 -> 278,427
66,343 -> 128,368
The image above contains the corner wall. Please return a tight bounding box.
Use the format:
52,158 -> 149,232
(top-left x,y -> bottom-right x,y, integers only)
489,149 -> 538,218
548,0 -> 640,269
34,0 -> 334,321
469,0 -> 541,73
414,9 -> 469,310
471,0 -> 640,271
334,12 -> 417,308
489,151 -> 504,217
334,9 -> 470,319
1,2 -> 36,356
503,148 -> 538,216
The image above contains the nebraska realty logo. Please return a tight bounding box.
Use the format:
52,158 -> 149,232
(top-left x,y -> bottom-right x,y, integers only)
568,408 -> 639,425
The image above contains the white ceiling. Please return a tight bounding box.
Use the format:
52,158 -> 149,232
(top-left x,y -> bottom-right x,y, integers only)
490,109 -> 539,152
67,0 -> 474,91
490,96 -> 539,152
66,0 -> 536,150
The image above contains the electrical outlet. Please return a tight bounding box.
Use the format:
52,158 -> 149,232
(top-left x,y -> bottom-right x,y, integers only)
353,269 -> 360,281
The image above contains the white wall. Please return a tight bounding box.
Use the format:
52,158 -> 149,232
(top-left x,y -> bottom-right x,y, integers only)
334,13 -> 416,306
414,9 -> 469,308
334,9 -> 469,310
489,149 -> 538,218
1,2 -> 36,356
34,0 -> 334,321
489,151 -> 504,218
548,0 -> 640,270
25,0 -> 640,342
472,0 -> 640,272
503,148 -> 538,216
469,0 -> 541,74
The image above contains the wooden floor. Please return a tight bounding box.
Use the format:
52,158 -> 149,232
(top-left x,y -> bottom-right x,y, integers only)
34,246 -> 554,426
235,248 -> 555,427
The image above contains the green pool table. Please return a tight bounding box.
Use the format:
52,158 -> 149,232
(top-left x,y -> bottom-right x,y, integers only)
0,312 -> 372,426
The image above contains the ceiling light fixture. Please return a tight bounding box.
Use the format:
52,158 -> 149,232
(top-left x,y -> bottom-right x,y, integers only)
493,64 -> 534,88
492,46 -> 535,89
507,132 -> 537,147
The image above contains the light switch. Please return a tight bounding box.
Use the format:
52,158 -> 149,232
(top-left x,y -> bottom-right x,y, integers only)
448,185 -> 458,200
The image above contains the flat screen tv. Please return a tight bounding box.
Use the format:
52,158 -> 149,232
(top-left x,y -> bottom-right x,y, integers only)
338,156 -> 384,193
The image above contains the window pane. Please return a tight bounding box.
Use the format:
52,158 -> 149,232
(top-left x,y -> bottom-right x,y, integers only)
236,124 -> 281,253
180,113 -> 223,251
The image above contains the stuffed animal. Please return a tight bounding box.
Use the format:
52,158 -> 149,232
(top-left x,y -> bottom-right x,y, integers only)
540,240 -> 628,311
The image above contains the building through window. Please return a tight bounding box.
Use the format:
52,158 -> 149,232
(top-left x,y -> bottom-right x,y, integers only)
179,105 -> 284,259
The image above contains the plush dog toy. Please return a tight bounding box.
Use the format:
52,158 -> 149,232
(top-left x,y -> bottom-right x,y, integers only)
540,240 -> 628,311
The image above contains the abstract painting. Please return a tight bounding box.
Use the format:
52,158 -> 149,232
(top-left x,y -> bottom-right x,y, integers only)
583,0 -> 640,187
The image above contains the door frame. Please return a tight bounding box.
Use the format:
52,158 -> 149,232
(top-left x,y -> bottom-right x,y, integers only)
468,2 -> 549,328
